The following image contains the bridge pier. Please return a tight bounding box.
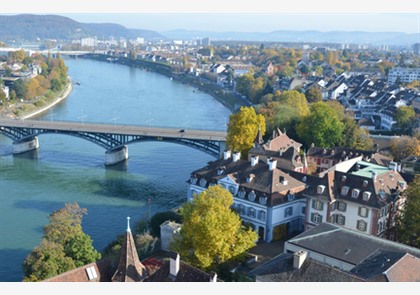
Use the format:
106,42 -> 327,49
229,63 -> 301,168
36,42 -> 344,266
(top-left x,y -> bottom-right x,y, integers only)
105,145 -> 128,166
218,141 -> 226,159
13,137 -> 39,154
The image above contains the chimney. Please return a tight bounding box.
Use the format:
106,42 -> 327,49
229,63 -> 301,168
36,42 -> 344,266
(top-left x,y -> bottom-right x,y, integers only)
372,171 -> 377,182
279,148 -> 283,156
268,158 -> 277,171
223,150 -> 231,160
209,271 -> 218,282
232,151 -> 241,162
388,161 -> 397,171
293,250 -> 307,269
169,251 -> 180,277
251,155 -> 259,167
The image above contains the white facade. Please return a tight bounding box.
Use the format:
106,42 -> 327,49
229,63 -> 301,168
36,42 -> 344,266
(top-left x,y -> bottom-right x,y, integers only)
388,67 -> 420,84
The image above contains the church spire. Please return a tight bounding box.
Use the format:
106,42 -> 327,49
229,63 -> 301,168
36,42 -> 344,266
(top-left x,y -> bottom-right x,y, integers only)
111,217 -> 147,282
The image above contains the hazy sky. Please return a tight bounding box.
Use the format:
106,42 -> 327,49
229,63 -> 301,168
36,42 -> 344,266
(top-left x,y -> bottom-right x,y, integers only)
5,0 -> 420,34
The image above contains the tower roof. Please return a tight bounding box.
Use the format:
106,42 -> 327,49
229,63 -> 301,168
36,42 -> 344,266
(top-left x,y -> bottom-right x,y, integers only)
111,217 -> 147,282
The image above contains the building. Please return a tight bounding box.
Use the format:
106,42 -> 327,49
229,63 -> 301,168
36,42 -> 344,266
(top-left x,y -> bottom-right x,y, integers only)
388,67 -> 420,84
306,145 -> 393,174
250,222 -> 420,282
284,223 -> 420,276
301,158 -> 407,239
43,217 -> 220,282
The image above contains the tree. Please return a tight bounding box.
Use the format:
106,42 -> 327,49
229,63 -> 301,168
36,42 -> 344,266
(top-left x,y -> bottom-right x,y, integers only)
296,102 -> 344,148
278,90 -> 310,117
226,106 -> 266,158
12,78 -> 27,99
23,203 -> 101,281
305,87 -> 323,103
170,186 -> 258,270
11,49 -> 26,62
395,175 -> 420,248
394,106 -> 416,135
340,117 -> 374,150
23,240 -> 76,282
390,136 -> 420,162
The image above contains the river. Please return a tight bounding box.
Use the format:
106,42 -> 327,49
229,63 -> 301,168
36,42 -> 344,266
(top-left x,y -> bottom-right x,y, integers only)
0,57 -> 231,282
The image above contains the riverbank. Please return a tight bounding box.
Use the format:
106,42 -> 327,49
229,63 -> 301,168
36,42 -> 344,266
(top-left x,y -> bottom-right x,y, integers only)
78,54 -> 249,113
0,80 -> 73,120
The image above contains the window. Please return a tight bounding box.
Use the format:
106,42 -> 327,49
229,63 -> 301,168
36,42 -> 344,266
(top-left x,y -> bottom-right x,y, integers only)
311,213 -> 322,224
358,207 -> 369,218
362,191 -> 371,201
341,186 -> 349,195
248,190 -> 256,201
336,214 -> 346,226
312,199 -> 323,211
317,185 -> 325,194
259,196 -> 267,205
237,190 -> 246,199
240,205 -> 246,216
86,266 -> 98,280
190,176 -> 197,184
301,206 -> 306,215
248,207 -> 256,218
338,202 -> 347,212
258,211 -> 266,221
357,220 -> 367,232
351,189 -> 360,198
284,207 -> 293,217
331,202 -> 337,211
229,186 -> 236,195
287,193 -> 295,201
378,221 -> 383,233
199,179 -> 207,187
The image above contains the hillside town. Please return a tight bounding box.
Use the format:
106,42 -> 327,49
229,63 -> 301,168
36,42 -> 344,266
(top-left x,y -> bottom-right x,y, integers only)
1,16 -> 420,284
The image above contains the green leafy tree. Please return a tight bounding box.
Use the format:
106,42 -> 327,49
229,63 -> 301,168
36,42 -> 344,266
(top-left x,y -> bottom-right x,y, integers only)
170,186 -> 258,270
394,106 -> 416,135
12,78 -> 27,99
297,102 -> 344,148
226,106 -> 266,158
395,175 -> 420,248
340,117 -> 374,150
23,203 -> 101,281
11,49 -> 26,62
305,87 -> 323,103
278,90 -> 310,117
23,240 -> 76,282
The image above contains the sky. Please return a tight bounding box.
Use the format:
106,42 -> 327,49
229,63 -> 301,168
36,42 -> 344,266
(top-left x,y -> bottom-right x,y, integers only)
3,0 -> 420,34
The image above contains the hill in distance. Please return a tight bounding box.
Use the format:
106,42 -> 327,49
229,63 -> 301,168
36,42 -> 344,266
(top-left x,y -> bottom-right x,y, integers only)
0,14 -> 166,42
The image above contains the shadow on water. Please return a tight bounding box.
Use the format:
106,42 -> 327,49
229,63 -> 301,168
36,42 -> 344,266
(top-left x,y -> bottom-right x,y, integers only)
13,149 -> 39,160
0,248 -> 27,282
105,159 -> 128,172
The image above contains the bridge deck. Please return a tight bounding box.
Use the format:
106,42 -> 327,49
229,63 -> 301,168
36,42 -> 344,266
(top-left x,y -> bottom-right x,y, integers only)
0,119 -> 227,141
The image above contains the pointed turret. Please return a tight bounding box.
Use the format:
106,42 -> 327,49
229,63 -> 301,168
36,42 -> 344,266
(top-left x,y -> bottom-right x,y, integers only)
254,126 -> 264,147
111,217 -> 147,282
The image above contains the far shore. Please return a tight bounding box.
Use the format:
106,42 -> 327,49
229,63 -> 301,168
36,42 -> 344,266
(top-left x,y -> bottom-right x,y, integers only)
1,80 -> 73,120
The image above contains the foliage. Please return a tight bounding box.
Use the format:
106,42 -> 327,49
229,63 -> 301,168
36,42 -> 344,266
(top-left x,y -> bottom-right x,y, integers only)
11,49 -> 26,62
395,175 -> 420,248
340,117 -> 374,150
226,106 -> 266,158
23,240 -> 76,282
296,101 -> 344,148
277,90 -> 310,117
149,211 -> 183,238
390,136 -> 420,161
135,232 -> 158,260
394,106 -> 416,135
304,86 -> 322,103
23,203 -> 101,281
170,186 -> 258,270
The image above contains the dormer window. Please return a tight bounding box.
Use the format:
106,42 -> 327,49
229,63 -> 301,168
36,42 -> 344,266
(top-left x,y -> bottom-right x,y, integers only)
362,180 -> 368,187
341,175 -> 347,182
190,176 -> 197,185
317,185 -> 325,194
217,167 -> 225,176
287,193 -> 295,201
199,179 -> 207,187
351,189 -> 360,198
341,186 -> 349,195
259,196 -> 268,205
237,189 -> 246,199
246,174 -> 255,183
363,191 -> 371,201
248,190 -> 256,202
398,181 -> 406,190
